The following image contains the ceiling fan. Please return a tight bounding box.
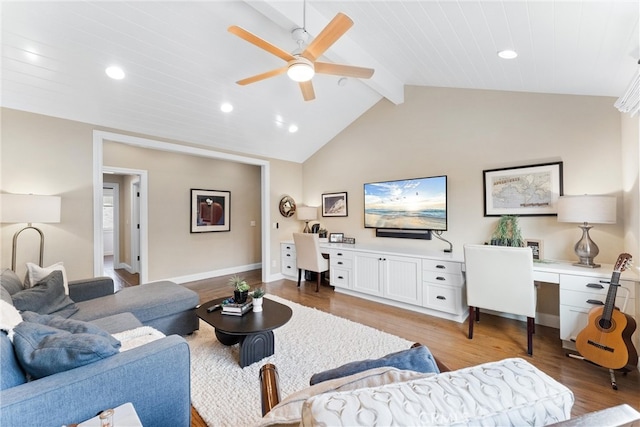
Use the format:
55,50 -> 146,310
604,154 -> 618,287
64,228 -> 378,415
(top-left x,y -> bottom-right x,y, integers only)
228,12 -> 374,101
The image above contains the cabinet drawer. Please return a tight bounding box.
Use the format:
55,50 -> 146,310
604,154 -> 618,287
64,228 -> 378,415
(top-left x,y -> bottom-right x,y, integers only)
331,268 -> 351,289
330,249 -> 354,260
561,275 -> 635,298
423,271 -> 464,287
560,305 -> 590,341
331,258 -> 352,269
423,259 -> 462,274
281,243 -> 296,254
560,289 -> 635,313
423,284 -> 462,314
281,259 -> 297,276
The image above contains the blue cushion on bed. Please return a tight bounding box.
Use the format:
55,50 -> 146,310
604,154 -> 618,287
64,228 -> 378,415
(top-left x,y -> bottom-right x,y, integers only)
309,345 -> 440,385
12,312 -> 121,379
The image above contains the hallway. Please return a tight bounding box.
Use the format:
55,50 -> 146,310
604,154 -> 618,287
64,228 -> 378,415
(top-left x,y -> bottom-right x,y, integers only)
103,255 -> 139,290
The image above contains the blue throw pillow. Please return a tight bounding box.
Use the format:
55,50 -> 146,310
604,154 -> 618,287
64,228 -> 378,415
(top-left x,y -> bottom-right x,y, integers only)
11,271 -> 78,318
12,312 -> 121,379
309,345 -> 440,386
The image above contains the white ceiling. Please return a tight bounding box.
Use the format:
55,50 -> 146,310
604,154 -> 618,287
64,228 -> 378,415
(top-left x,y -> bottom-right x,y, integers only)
2,1 -> 638,163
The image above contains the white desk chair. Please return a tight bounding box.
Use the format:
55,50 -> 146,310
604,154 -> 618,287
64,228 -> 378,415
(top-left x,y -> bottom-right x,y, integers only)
293,233 -> 329,292
464,244 -> 537,355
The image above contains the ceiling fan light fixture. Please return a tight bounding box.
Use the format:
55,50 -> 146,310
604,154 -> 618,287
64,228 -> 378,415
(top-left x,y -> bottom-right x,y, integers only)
287,57 -> 315,82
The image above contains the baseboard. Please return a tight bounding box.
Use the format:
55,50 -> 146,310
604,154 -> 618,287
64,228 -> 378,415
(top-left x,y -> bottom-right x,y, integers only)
168,263 -> 261,284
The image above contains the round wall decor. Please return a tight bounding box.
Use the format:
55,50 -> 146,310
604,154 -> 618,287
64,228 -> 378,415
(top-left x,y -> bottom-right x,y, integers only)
279,195 -> 296,217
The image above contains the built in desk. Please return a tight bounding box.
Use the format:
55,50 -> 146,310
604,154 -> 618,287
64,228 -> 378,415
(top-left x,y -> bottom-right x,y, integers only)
281,240 -> 639,355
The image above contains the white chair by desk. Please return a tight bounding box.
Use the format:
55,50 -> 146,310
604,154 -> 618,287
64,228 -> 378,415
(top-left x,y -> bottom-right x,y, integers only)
293,233 -> 329,292
464,244 -> 537,355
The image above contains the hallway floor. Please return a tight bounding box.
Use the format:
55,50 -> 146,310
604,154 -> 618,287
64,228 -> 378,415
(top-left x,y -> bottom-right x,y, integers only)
103,255 -> 139,290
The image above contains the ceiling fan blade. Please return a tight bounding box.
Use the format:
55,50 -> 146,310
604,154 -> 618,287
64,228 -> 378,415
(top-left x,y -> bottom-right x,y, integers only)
315,62 -> 374,79
236,67 -> 287,85
299,81 -> 315,101
228,25 -> 295,62
302,13 -> 353,61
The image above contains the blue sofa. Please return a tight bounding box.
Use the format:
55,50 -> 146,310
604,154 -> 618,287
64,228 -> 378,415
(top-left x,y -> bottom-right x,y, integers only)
1,271 -> 198,426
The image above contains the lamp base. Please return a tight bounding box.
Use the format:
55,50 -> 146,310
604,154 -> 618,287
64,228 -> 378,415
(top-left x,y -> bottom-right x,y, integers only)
303,221 -> 311,233
572,223 -> 601,268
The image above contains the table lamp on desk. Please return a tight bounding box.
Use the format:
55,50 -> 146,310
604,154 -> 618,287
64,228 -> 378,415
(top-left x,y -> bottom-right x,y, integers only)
297,206 -> 317,233
557,194 -> 616,268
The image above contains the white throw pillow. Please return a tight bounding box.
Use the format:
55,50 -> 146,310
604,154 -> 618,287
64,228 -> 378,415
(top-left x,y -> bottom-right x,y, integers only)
25,262 -> 69,295
0,299 -> 23,341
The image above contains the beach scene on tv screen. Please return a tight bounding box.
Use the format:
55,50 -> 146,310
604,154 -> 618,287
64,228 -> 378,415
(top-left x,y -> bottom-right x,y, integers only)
364,176 -> 446,230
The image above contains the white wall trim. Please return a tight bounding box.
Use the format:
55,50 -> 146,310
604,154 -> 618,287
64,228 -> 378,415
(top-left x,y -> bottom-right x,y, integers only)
167,263 -> 262,285
92,130 -> 271,284
102,182 -> 120,260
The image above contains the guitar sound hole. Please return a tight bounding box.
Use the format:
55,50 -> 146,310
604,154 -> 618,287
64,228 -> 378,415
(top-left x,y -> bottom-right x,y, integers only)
598,317 -> 613,330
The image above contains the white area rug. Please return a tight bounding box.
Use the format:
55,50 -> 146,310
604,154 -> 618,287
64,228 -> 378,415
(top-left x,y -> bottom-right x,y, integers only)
186,295 -> 412,426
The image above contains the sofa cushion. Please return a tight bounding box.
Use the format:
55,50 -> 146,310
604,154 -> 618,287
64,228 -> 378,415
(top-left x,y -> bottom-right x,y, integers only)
0,331 -> 27,390
309,344 -> 439,385
1,268 -> 24,295
25,262 -> 69,294
71,281 -> 197,324
11,271 -> 78,318
12,312 -> 121,379
258,366 -> 433,427
0,299 -> 23,341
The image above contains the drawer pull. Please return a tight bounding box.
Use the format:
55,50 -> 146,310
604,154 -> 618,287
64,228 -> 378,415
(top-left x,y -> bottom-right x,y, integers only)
285,246 -> 291,249
286,266 -> 291,269
586,299 -> 604,306
599,280 -> 611,285
436,295 -> 446,300
436,276 -> 446,281
286,254 -> 291,257
337,261 -> 343,265
337,253 -> 343,256
338,276 -> 344,280
586,283 -> 604,289
436,265 -> 446,269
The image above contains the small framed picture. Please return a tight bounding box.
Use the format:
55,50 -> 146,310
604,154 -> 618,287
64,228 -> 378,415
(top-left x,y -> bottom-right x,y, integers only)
191,189 -> 231,233
525,239 -> 543,260
322,192 -> 348,217
329,233 -> 344,243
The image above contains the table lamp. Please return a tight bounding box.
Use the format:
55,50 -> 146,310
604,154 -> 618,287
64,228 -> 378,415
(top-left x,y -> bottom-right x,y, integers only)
1,193 -> 61,270
557,195 -> 616,268
296,206 -> 317,233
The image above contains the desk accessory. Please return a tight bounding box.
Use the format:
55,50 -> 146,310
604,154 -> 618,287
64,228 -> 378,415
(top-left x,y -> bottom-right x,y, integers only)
557,195 -> 616,268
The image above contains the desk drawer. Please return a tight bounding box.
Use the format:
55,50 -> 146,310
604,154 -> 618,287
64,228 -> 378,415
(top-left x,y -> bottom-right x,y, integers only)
561,275 -> 635,298
281,259 -> 297,276
423,271 -> 464,287
560,289 -> 634,312
423,259 -> 461,274
331,258 -> 352,269
422,284 -> 462,314
331,268 -> 351,289
281,243 -> 296,254
330,249 -> 353,260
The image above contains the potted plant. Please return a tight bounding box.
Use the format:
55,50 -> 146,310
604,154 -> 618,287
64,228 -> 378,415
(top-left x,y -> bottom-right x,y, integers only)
229,275 -> 250,303
490,215 -> 524,247
251,287 -> 265,312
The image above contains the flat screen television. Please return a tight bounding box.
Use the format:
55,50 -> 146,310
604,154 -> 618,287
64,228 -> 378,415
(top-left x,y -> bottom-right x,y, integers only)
364,175 -> 447,231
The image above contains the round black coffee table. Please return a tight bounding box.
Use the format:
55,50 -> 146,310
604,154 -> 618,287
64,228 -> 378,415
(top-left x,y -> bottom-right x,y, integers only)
196,297 -> 292,367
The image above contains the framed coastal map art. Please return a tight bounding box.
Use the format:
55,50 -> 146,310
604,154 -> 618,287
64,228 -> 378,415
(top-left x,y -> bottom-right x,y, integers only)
483,162 -> 563,216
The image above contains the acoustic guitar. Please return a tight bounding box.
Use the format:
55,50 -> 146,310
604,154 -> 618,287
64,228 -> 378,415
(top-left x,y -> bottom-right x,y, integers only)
575,253 -> 638,370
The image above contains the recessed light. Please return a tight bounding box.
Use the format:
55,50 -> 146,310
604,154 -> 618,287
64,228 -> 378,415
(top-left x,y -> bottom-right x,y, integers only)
497,50 -> 518,59
220,103 -> 233,113
288,124 -> 298,133
105,66 -> 125,80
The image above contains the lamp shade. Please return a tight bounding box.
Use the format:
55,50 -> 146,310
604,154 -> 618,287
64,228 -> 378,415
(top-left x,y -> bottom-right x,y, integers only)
557,195 -> 616,224
296,206 -> 317,221
0,194 -> 61,223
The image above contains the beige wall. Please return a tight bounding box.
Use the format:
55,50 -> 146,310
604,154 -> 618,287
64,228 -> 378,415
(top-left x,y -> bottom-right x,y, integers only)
303,86 -> 626,265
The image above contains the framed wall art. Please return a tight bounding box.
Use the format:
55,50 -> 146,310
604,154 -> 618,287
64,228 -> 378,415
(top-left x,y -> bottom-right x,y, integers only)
322,192 -> 348,217
329,233 -> 344,243
191,189 -> 230,233
483,162 -> 563,216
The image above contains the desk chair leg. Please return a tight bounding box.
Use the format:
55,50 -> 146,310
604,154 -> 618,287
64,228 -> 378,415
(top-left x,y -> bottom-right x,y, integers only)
468,306 -> 475,339
527,316 -> 534,356
316,272 -> 320,292
297,269 -> 302,287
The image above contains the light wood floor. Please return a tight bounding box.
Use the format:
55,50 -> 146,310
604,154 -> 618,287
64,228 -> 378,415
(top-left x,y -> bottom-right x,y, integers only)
185,270 -> 639,427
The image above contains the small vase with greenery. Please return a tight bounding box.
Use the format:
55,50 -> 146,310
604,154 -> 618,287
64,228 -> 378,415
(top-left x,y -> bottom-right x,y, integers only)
490,215 -> 524,247
229,275 -> 250,303
251,287 -> 265,312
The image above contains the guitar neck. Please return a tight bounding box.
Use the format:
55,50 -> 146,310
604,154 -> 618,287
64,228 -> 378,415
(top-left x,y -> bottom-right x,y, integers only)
603,272 -> 621,320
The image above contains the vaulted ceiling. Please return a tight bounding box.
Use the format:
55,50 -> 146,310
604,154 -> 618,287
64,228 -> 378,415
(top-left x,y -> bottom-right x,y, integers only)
2,1 -> 638,162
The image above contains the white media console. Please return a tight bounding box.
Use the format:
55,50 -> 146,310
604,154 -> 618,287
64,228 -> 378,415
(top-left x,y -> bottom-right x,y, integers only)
281,240 -> 639,352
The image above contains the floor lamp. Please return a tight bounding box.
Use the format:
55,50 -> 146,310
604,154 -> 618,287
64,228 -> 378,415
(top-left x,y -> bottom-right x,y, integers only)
557,195 -> 616,268
1,194 -> 61,271
296,206 -> 317,233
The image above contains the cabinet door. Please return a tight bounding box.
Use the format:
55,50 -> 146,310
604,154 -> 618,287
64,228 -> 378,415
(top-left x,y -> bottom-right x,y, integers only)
383,255 -> 422,304
353,252 -> 383,296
